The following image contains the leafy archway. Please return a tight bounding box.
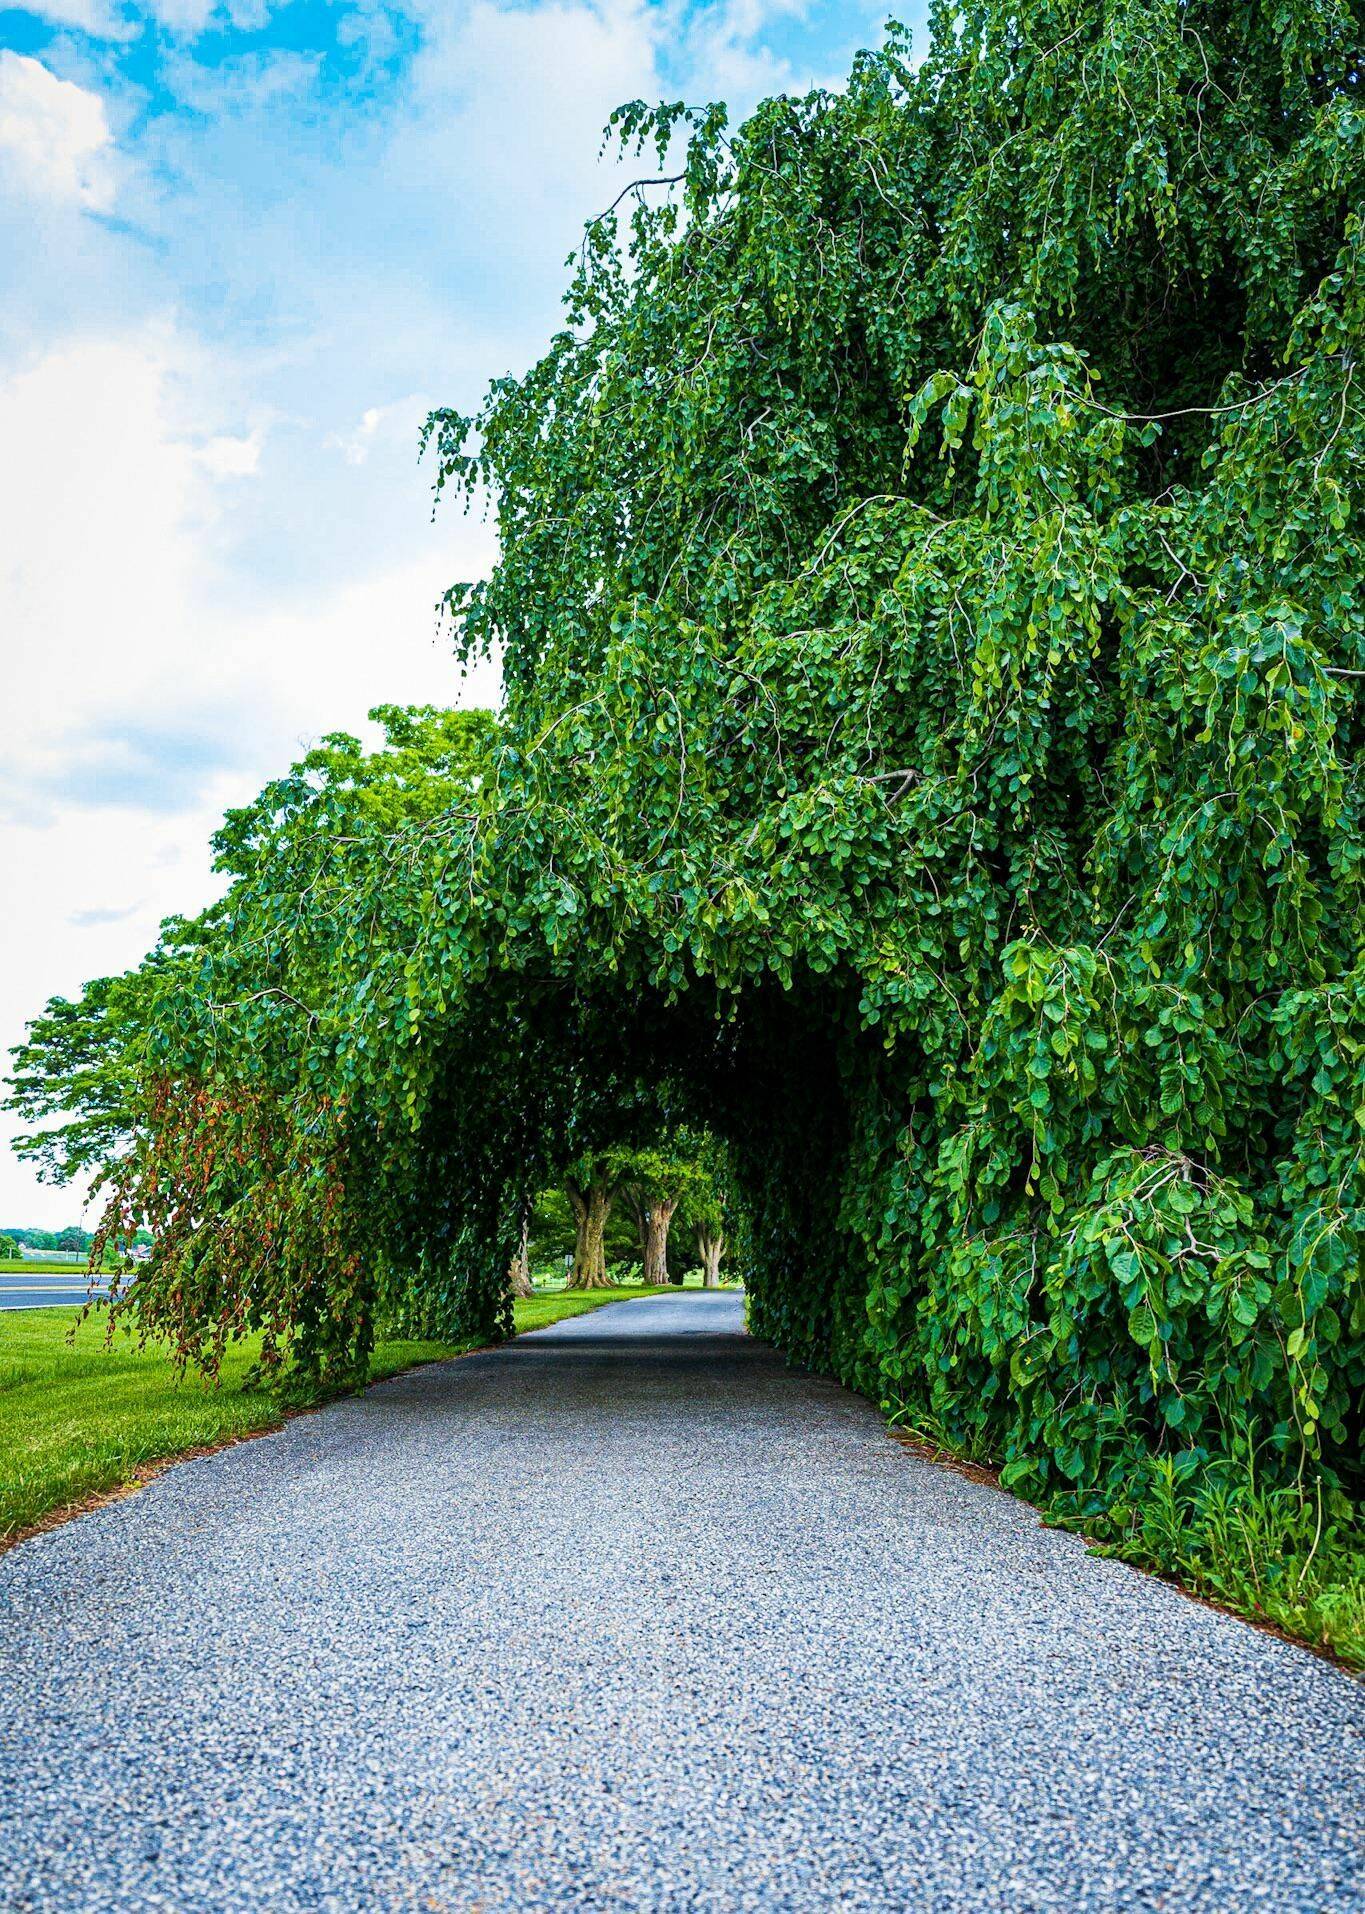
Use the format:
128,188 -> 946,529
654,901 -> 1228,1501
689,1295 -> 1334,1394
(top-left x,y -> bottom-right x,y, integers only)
10,4 -> 1364,1559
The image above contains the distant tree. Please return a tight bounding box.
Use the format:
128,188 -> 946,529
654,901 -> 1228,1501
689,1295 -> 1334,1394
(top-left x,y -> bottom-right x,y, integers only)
527,1188 -> 572,1271
677,1137 -> 732,1288
506,1194 -> 535,1299
0,1234 -> 18,1260
5,705 -> 498,1365
7,706 -> 499,1204
563,1152 -> 619,1290
614,1145 -> 703,1286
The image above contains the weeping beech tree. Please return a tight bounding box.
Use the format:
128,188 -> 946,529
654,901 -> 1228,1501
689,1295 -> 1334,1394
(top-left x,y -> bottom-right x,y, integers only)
10,3 -> 1365,1531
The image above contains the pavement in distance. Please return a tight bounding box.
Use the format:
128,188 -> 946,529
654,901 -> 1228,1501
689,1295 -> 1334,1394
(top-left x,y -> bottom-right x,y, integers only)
0,1272 -> 114,1309
0,1289 -> 1361,1912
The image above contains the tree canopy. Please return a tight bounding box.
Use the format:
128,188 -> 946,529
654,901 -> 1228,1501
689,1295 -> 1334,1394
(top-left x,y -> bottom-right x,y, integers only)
9,1 -> 1365,1520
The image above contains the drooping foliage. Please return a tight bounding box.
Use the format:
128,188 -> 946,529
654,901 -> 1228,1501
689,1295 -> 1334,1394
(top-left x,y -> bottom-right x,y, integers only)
10,4 -> 1365,1522
11,708 -> 500,1385
417,0 -> 1365,1512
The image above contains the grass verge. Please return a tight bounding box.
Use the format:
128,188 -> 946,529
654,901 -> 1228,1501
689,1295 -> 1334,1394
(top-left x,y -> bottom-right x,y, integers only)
0,1259 -> 107,1275
1085,1464 -> 1365,1674
0,1285 -> 653,1549
890,1427 -> 1363,1673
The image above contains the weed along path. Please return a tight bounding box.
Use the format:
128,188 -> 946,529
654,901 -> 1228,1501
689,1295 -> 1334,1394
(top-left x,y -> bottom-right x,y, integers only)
1,1293 -> 1360,1913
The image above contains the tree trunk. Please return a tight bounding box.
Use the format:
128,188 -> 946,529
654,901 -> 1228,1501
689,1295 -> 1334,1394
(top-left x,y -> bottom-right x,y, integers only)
566,1181 -> 614,1289
642,1196 -> 677,1285
623,1190 -> 651,1275
507,1200 -> 534,1299
697,1227 -> 725,1288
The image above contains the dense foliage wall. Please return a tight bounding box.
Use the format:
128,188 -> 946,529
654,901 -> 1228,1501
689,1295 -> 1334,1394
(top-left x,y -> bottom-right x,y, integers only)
419,0 -> 1365,1515
10,3 -> 1364,1529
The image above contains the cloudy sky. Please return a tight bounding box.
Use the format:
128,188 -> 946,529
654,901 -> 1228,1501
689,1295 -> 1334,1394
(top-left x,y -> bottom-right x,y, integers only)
0,0 -> 918,1226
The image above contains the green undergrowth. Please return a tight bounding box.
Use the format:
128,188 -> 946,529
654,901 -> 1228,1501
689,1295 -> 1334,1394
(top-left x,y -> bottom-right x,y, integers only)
1085,1463 -> 1365,1672
893,1405 -> 1363,1671
0,1285 -> 651,1545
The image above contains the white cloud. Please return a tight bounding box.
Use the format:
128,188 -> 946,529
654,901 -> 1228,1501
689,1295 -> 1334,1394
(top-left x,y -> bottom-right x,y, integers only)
0,324 -> 499,1226
163,48 -> 321,111
6,0 -> 133,37
0,53 -> 117,211
0,325 -> 499,821
0,332 -> 205,810
330,402 -> 390,467
144,0 -> 217,35
675,0 -> 805,102
327,395 -> 442,470
16,0 -> 269,44
69,903 -> 142,926
393,0 -> 664,257
195,431 -> 261,477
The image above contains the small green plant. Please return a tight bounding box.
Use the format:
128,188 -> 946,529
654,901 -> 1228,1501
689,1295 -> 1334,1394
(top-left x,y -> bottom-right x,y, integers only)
1086,1461 -> 1365,1671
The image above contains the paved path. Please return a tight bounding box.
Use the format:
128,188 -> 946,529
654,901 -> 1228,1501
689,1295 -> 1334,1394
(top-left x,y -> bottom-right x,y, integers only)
0,1292 -> 1360,1912
0,1275 -> 113,1309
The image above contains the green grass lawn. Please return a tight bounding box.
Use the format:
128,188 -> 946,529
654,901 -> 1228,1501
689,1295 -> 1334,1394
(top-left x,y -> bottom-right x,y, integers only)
0,1285 -> 654,1546
0,1259 -> 101,1275
533,1266 -> 741,1291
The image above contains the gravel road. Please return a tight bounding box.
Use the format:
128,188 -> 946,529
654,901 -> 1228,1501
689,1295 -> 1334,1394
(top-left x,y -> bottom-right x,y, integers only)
1,1290 -> 1360,1912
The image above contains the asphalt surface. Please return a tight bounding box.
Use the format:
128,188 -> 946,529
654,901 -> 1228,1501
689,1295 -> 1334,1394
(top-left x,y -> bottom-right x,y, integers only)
0,1276 -> 112,1309
1,1291 -> 1361,1913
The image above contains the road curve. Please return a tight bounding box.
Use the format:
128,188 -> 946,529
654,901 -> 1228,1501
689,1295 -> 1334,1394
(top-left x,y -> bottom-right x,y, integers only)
0,1290 -> 1360,1912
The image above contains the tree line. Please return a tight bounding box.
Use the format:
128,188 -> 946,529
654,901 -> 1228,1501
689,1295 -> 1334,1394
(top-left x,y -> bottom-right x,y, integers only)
1,1226 -> 94,1254
537,1138 -> 729,1293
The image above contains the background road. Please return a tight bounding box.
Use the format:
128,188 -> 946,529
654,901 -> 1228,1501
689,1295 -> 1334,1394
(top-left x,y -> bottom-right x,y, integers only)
0,1273 -> 113,1309
1,1290 -> 1360,1912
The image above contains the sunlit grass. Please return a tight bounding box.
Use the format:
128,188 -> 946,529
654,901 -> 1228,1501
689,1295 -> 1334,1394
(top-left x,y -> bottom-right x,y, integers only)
0,1285 -> 653,1544
0,1259 -> 101,1275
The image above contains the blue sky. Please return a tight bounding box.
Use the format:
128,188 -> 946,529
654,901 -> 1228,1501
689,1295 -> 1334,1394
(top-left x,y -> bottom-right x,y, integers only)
0,0 -> 924,1224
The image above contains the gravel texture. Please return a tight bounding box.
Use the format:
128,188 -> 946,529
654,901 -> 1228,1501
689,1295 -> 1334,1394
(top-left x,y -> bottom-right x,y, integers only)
1,1289 -> 1361,1913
